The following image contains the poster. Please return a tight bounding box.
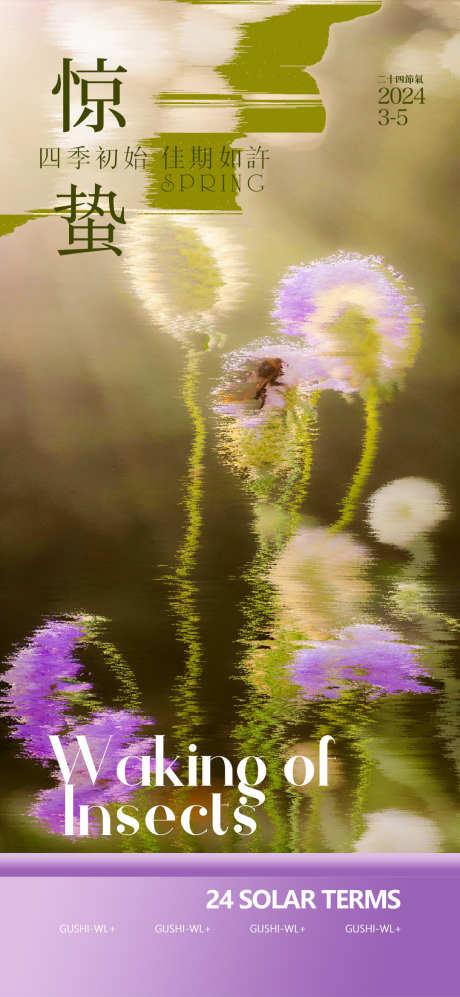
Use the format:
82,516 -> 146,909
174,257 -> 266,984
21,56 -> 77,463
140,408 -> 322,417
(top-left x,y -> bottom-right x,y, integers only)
0,1 -> 459,995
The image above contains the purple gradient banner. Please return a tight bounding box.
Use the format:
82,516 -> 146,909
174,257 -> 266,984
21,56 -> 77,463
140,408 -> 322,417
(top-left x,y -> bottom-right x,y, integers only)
0,854 -> 458,997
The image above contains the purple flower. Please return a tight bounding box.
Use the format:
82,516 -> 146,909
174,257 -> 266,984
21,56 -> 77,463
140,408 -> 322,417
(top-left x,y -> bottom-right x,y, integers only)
213,339 -> 352,429
2,618 -> 89,761
32,709 -> 157,836
290,624 -> 433,700
2,617 -> 164,837
272,253 -> 421,390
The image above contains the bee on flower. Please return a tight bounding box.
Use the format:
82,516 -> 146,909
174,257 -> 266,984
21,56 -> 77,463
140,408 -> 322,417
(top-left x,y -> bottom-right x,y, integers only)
271,252 -> 423,530
212,340 -> 351,498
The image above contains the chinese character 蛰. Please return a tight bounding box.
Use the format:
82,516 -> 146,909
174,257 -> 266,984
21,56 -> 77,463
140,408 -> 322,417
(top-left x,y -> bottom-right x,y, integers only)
54,182 -> 126,256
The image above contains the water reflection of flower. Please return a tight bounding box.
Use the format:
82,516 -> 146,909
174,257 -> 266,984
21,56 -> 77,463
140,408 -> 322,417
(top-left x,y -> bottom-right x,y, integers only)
367,477 -> 448,549
272,252 -> 421,394
3,617 -> 158,837
291,624 -> 432,700
355,809 -> 441,852
253,500 -> 292,546
269,526 -> 371,639
123,214 -> 246,349
3,618 -> 89,761
32,709 -> 155,836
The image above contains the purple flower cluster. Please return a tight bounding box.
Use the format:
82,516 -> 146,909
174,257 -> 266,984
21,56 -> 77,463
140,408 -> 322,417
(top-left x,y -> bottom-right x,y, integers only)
290,624 -> 433,701
3,619 -> 90,761
31,709 -> 156,836
272,253 -> 421,388
2,618 -> 159,836
273,253 -> 417,345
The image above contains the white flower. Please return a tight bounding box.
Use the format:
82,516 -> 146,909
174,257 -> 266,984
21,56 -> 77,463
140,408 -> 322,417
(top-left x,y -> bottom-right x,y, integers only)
122,214 -> 246,347
355,810 -> 441,852
367,477 -> 448,549
269,526 -> 371,638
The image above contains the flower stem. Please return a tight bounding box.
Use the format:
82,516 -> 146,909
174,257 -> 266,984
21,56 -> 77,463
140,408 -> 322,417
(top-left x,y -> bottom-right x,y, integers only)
268,397 -> 318,550
170,348 -> 206,755
94,639 -> 142,712
287,789 -> 302,852
330,386 -> 380,534
78,616 -> 142,712
348,737 -> 373,849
